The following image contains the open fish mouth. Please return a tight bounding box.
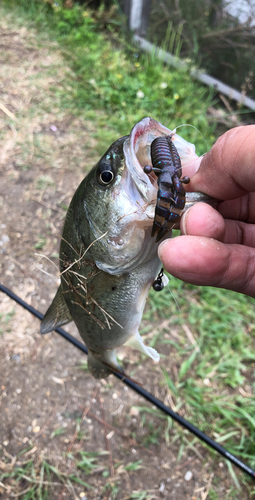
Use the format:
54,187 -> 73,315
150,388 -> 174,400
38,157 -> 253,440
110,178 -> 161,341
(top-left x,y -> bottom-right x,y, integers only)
123,117 -> 198,204
124,117 -> 218,221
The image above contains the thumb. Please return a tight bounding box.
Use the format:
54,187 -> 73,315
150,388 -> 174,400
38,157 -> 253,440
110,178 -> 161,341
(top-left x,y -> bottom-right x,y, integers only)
158,235 -> 255,297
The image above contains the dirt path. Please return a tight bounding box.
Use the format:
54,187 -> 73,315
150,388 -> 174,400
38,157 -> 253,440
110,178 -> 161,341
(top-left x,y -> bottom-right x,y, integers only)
0,10 -> 246,500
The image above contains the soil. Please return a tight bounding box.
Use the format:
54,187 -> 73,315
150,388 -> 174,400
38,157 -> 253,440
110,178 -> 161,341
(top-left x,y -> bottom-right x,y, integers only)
0,11 -> 250,500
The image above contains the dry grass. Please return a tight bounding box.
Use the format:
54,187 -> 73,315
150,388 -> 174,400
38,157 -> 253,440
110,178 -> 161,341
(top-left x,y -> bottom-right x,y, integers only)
0,14 -> 96,359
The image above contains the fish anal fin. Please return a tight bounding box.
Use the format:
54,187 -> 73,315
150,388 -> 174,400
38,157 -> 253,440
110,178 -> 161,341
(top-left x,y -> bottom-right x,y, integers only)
40,285 -> 73,334
125,331 -> 160,362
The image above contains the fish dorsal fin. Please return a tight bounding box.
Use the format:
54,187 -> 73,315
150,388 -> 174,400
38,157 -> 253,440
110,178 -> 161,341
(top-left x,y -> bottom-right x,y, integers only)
40,285 -> 73,334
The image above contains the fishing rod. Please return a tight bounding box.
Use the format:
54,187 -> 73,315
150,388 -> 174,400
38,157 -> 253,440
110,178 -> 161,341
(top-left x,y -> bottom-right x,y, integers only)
1,282 -> 255,480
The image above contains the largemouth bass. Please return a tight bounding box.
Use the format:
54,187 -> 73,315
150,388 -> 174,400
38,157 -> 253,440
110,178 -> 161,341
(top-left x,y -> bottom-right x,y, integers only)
40,117 -> 212,378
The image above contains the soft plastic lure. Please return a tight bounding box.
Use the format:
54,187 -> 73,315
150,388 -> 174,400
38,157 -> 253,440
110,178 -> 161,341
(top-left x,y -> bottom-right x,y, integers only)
144,135 -> 190,242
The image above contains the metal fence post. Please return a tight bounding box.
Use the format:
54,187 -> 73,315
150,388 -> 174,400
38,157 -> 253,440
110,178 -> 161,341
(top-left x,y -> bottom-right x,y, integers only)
119,0 -> 152,35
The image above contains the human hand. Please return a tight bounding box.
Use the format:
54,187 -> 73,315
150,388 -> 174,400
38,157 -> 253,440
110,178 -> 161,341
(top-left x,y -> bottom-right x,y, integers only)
158,125 -> 255,297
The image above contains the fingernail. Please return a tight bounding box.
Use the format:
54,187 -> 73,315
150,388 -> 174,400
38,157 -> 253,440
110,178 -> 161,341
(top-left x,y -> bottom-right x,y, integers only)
181,207 -> 191,236
158,239 -> 170,260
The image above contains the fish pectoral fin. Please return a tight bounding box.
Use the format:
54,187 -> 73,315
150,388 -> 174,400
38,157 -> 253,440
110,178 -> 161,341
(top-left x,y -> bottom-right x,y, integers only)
40,285 -> 73,334
125,332 -> 160,362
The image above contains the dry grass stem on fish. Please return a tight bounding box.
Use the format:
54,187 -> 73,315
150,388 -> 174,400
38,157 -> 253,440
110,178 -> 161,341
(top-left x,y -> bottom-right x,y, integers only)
60,202 -> 157,276
60,231 -> 109,275
60,253 -> 124,329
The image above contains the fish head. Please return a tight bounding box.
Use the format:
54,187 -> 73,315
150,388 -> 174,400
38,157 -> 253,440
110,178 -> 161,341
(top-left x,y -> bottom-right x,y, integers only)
74,118 -> 198,275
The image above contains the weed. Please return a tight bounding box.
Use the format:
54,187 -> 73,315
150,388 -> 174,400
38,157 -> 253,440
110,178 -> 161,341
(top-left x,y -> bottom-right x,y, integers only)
124,460 -> 143,471
34,235 -> 47,250
50,426 -> 66,439
138,413 -> 162,447
0,309 -> 15,325
76,450 -> 109,474
102,480 -> 119,499
1,456 -> 67,498
36,175 -> 55,190
129,491 -> 155,500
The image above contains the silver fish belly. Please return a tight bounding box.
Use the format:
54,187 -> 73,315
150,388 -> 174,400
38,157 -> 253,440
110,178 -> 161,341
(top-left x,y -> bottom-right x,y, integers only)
40,117 -> 215,378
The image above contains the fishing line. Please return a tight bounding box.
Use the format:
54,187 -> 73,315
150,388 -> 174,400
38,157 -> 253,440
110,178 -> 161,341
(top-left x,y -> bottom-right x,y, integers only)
173,123 -> 208,152
162,265 -> 182,313
1,282 -> 255,480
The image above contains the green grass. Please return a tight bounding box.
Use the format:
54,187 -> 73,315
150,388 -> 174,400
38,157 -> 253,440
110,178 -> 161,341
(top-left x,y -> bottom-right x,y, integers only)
142,275 -> 255,482
3,0 -> 216,157
1,453 -> 69,499
0,448 -> 112,498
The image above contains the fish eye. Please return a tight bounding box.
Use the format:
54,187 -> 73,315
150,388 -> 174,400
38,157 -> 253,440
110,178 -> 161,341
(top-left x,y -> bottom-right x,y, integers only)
96,163 -> 115,186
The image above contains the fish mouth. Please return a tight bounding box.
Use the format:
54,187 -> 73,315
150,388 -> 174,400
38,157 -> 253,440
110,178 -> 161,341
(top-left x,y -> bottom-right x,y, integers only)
123,117 -> 198,204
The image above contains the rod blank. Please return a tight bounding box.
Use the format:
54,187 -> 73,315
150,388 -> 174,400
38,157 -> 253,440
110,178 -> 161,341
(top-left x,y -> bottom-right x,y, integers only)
1,282 -> 254,480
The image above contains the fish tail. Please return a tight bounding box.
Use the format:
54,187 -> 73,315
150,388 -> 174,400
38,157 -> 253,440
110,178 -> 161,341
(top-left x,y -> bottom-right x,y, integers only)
87,349 -> 123,379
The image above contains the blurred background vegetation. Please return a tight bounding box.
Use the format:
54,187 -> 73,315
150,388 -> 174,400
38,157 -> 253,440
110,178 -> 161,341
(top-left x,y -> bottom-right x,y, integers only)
63,0 -> 255,102
146,0 -> 255,100
5,0 -> 255,154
